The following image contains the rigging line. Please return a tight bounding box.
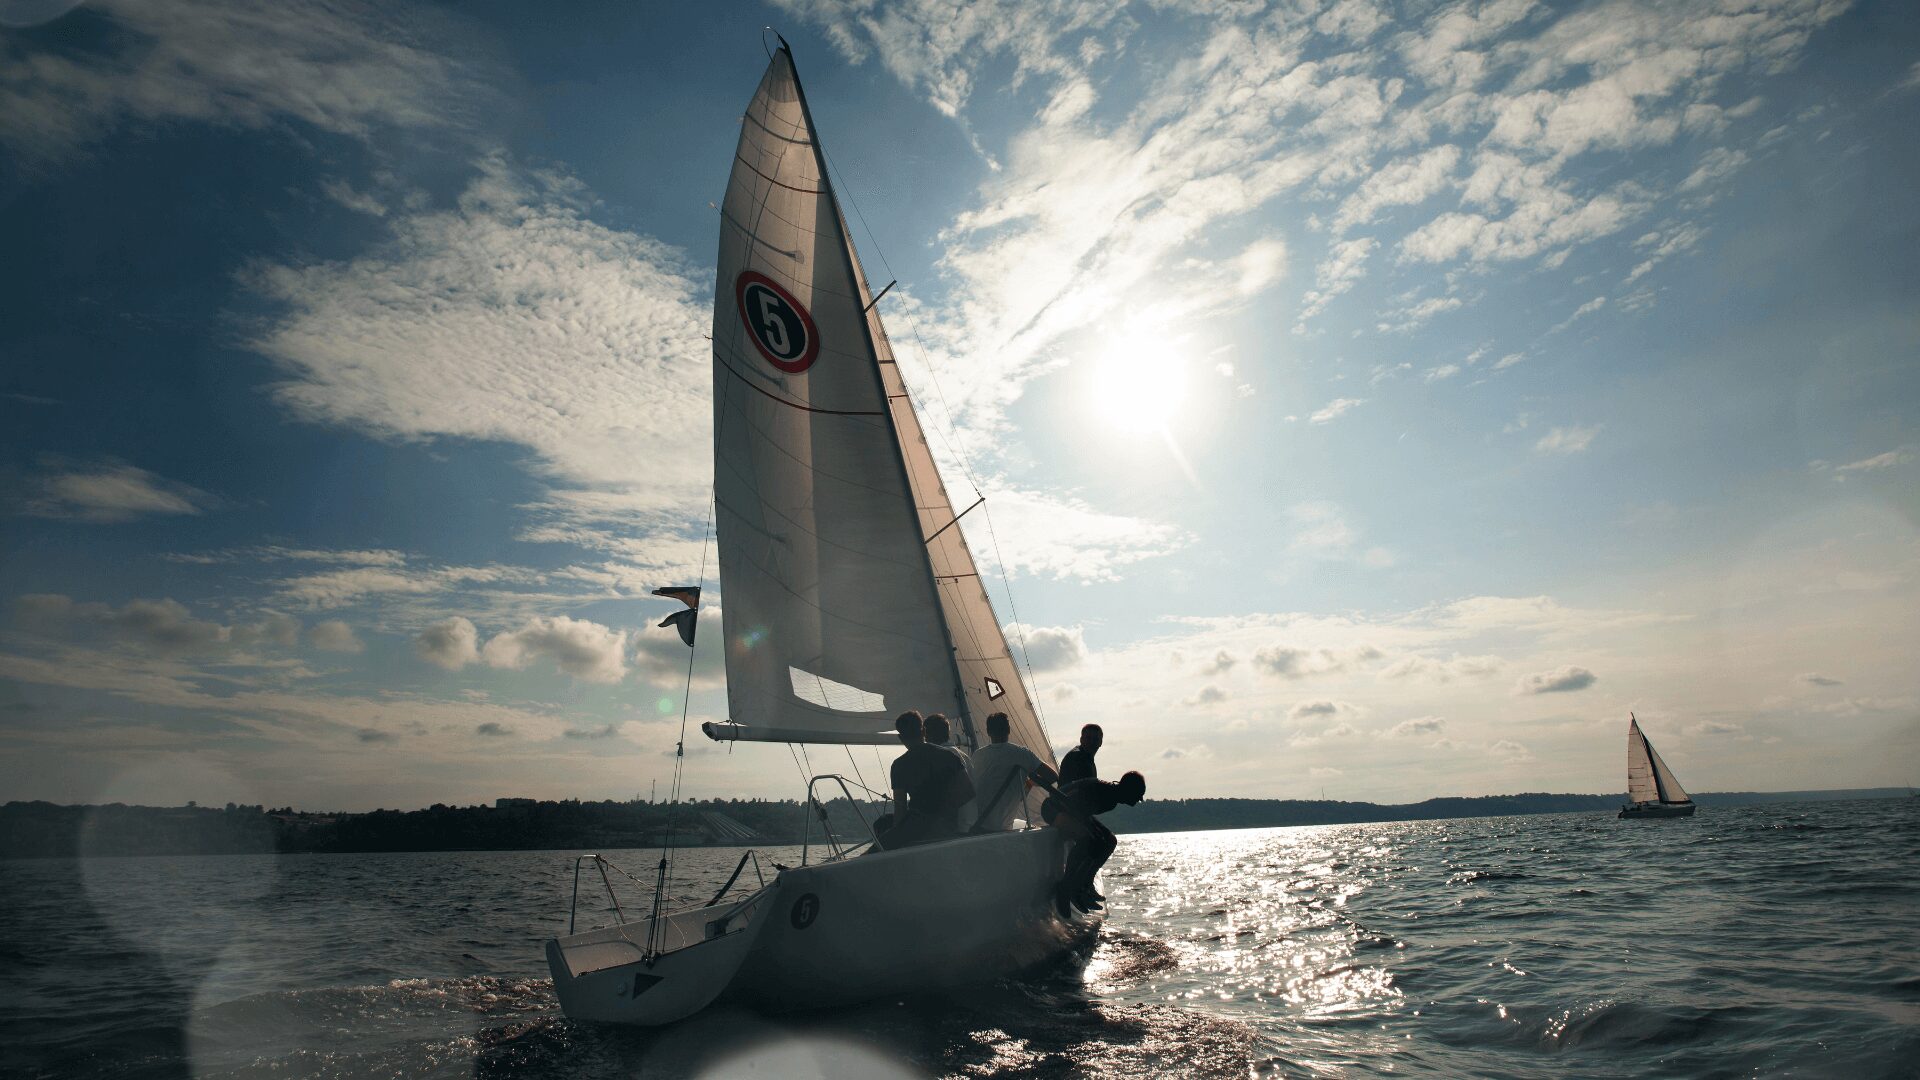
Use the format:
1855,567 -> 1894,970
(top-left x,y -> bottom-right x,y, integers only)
659,322 -> 738,927
811,149 -> 1016,752
813,150 -> 1023,751
817,143 -> 983,497
980,497 -> 1053,745
842,744 -> 870,803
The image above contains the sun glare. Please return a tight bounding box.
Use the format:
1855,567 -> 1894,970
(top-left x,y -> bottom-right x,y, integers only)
1089,338 -> 1187,434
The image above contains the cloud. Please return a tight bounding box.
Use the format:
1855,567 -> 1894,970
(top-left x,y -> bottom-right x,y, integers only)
1255,647 -> 1334,680
1380,654 -> 1503,683
1549,295 -> 1608,335
1688,720 -> 1742,736
1288,503 -> 1357,553
171,546 -> 409,568
1333,145 -> 1462,233
1309,397 -> 1367,425
13,594 -> 303,657
1200,650 -> 1237,676
1489,739 -> 1532,762
1797,673 -> 1842,687
356,728 -> 400,744
1493,352 -> 1527,370
1006,623 -> 1086,672
309,619 -> 364,654
414,617 -> 479,670
0,0 -> 488,163
1378,295 -> 1466,334
1624,223 -> 1706,284
1835,447 -> 1915,475
1678,147 -> 1751,192
481,616 -> 628,684
22,464 -> 215,523
1387,715 -> 1446,737
475,721 -> 512,737
319,177 -> 389,217
250,155 -> 715,540
1160,742 -> 1214,761
968,488 -> 1185,581
1288,699 -> 1360,722
272,561 -> 543,610
781,0 -> 1846,439
1514,665 -> 1598,695
1185,685 -> 1228,707
563,723 -> 621,740
1425,362 -> 1463,382
1534,425 -> 1601,455
1297,238 -> 1378,329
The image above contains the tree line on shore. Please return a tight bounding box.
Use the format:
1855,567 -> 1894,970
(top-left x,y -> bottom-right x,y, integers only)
2,787 -> 1898,859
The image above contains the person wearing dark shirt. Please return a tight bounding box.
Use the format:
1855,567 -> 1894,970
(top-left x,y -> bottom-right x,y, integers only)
875,710 -> 973,850
1041,723 -> 1102,828
1052,770 -> 1145,916
1058,723 -> 1102,786
922,713 -> 973,830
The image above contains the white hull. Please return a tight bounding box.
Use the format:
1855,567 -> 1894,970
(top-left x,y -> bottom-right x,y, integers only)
547,892 -> 771,1025
1619,801 -> 1696,818
546,829 -> 1085,1025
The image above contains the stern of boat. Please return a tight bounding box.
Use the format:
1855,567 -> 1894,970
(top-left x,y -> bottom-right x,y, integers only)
547,855 -> 774,1026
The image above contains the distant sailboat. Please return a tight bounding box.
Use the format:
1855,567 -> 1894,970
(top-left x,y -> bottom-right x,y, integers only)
1618,714 -> 1696,819
542,37 -> 1081,1026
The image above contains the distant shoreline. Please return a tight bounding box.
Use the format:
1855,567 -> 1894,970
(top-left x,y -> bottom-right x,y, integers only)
2,788 -> 1907,860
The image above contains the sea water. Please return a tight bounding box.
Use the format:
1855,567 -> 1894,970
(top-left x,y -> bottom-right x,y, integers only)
3,798 -> 1914,1078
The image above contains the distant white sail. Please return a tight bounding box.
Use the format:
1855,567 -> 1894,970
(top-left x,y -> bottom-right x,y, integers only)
1626,718 -> 1657,803
705,52 -> 959,745
1626,717 -> 1690,805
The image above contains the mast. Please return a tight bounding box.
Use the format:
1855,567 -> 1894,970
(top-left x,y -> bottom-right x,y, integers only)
779,42 -> 973,736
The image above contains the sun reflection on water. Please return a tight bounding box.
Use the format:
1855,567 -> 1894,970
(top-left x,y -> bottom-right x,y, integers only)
1089,825 -> 1406,1031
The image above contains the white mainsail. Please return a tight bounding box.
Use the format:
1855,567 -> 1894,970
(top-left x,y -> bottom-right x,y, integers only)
1626,716 -> 1690,805
702,48 -> 1056,776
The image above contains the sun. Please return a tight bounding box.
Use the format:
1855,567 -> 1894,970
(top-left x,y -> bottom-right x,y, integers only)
1088,336 -> 1188,434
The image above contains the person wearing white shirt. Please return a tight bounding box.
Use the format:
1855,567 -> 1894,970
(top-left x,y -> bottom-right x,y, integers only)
968,712 -> 1047,832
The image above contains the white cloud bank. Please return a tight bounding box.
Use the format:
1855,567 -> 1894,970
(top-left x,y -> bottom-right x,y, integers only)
414,613 -> 628,684
22,464 -> 215,523
0,0 -> 486,162
1515,665 -> 1598,695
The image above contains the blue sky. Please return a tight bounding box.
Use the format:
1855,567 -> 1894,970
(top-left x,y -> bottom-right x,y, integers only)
1,0 -> 1915,811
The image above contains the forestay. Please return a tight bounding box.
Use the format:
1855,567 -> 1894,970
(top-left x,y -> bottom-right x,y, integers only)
703,47 -> 1053,774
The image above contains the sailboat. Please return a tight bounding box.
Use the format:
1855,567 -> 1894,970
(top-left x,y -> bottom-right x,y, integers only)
1618,714 -> 1696,819
543,38 -> 1081,1025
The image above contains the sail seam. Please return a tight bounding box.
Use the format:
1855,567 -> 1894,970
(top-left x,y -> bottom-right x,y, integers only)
733,153 -> 826,195
742,107 -> 814,147
718,359 -> 884,416
712,485 -> 943,576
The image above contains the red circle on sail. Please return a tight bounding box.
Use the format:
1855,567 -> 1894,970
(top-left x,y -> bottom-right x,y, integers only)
735,271 -> 819,374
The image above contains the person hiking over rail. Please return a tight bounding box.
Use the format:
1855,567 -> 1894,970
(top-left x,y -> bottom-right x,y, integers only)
1051,770 -> 1146,915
